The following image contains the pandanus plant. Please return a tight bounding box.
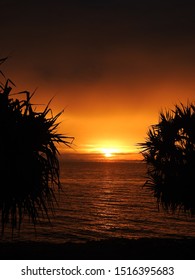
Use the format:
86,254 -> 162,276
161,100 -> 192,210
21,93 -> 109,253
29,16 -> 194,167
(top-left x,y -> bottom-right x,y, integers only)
140,102 -> 195,215
0,58 -> 73,233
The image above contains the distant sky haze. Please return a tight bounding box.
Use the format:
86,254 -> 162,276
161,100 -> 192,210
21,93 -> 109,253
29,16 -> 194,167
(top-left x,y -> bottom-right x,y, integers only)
1,1 -> 195,160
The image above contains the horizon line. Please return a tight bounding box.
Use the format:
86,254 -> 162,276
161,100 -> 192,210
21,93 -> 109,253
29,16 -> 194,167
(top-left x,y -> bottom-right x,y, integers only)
59,151 -> 143,162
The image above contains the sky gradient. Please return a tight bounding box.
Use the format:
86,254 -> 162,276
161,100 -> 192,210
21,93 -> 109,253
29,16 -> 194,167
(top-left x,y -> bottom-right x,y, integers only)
1,1 -> 195,160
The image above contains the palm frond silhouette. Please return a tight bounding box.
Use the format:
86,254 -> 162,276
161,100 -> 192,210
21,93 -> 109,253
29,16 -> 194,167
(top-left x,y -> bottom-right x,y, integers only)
140,102 -> 195,215
0,59 -> 74,233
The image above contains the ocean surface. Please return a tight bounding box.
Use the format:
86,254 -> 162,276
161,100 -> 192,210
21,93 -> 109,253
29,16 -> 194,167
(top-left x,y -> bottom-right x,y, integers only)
2,160 -> 195,243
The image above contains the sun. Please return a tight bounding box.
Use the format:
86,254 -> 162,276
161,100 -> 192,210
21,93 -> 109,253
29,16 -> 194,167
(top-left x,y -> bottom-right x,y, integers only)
104,152 -> 112,158
101,148 -> 118,158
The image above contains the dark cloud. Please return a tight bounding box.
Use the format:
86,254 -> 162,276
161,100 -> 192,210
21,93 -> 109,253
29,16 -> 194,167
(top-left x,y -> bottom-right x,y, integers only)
1,1 -> 195,95
1,1 -> 194,45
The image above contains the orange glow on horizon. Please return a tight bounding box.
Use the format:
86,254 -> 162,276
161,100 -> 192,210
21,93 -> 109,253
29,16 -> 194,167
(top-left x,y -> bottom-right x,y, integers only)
60,143 -> 143,161
6,60 -> 195,164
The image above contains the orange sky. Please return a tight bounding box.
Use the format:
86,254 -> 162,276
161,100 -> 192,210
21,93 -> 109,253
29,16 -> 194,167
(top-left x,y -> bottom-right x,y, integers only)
1,1 -> 195,161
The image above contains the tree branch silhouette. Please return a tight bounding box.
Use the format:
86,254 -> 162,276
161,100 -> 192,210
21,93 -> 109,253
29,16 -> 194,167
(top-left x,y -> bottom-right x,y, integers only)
0,58 -> 74,233
140,102 -> 195,215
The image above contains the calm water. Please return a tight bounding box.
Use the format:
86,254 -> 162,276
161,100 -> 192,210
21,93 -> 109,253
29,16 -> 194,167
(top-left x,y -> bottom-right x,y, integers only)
2,161 -> 195,243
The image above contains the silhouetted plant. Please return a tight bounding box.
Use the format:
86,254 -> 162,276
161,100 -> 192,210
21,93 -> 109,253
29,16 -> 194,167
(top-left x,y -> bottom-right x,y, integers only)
140,102 -> 195,215
0,58 -> 74,233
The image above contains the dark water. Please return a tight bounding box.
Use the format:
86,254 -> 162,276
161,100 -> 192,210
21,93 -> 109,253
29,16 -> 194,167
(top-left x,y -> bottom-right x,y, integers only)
2,161 -> 195,243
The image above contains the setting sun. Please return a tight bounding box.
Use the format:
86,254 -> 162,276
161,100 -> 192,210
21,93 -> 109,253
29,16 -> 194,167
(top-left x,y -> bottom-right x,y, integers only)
101,148 -> 118,158
104,152 -> 112,158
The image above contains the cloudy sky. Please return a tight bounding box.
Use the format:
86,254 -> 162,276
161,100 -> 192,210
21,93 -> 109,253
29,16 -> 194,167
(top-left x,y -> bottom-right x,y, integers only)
1,0 -> 195,159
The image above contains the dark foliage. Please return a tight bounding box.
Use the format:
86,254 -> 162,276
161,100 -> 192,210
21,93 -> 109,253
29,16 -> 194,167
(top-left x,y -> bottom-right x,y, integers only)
140,102 -> 195,215
0,58 -> 74,233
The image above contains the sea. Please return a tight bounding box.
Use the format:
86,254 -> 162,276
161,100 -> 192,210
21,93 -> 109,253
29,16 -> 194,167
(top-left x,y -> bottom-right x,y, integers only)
2,160 -> 195,243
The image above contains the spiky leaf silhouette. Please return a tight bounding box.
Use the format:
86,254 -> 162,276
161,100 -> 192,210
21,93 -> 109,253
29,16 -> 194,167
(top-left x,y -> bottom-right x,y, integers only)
0,60 -> 74,233
140,102 -> 195,215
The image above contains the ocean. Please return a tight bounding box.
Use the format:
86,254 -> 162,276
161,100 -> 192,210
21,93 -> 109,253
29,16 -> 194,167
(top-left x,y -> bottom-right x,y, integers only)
2,160 -> 195,243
